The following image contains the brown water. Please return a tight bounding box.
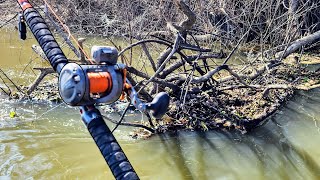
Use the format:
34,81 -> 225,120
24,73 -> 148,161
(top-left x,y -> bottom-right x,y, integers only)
1,29 -> 320,180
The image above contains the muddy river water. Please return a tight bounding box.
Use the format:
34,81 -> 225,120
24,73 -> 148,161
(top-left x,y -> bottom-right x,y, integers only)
0,29 -> 320,179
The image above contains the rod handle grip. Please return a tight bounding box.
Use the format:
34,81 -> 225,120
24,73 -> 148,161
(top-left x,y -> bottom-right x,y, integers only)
82,106 -> 139,180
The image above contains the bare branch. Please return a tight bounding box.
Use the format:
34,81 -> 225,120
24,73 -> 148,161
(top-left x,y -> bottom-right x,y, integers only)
277,30 -> 320,59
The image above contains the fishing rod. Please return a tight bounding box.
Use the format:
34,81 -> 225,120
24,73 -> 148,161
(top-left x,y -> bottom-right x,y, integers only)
16,0 -> 170,179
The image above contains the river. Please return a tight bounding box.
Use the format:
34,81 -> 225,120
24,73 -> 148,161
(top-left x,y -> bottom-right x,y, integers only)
0,29 -> 320,180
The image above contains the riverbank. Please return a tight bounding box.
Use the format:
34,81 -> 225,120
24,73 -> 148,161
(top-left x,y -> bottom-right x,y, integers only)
0,25 -> 319,135
11,51 -> 319,135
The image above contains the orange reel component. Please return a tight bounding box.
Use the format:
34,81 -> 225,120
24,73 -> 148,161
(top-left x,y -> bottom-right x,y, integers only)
18,0 -> 32,10
87,72 -> 112,94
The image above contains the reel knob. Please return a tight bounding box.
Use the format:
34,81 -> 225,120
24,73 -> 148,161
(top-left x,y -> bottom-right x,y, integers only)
146,92 -> 170,119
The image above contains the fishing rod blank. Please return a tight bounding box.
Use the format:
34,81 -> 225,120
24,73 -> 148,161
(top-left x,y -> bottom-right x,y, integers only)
16,0 -> 139,179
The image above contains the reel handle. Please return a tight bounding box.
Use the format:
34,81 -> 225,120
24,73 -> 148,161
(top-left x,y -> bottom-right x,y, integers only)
146,92 -> 170,119
126,80 -> 170,119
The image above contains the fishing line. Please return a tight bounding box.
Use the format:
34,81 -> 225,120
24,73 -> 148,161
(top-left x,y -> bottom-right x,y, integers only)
17,53 -> 39,85
34,102 -> 64,120
0,13 -> 18,29
31,1 -> 80,59
111,103 -> 131,133
40,0 -> 94,64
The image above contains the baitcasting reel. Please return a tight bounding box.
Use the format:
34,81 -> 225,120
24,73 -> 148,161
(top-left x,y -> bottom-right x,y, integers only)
58,46 -> 170,119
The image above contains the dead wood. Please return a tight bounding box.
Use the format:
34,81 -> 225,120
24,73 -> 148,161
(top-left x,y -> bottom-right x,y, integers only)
277,30 -> 320,59
78,38 -> 87,64
26,68 -> 55,95
0,68 -> 24,96
167,0 -> 196,34
126,66 -> 180,91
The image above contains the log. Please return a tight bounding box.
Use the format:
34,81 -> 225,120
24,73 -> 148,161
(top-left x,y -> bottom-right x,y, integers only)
277,30 -> 320,59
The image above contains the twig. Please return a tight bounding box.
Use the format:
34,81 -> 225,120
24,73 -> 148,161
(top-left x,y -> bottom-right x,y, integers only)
44,3 -> 80,58
225,66 -> 254,88
0,86 -> 10,96
144,35 -> 182,86
118,39 -> 172,56
0,68 -> 25,95
160,53 -> 224,78
102,115 -> 155,133
145,113 -> 155,128
141,43 -> 157,71
126,66 -> 179,91
222,29 -> 250,65
192,65 -> 227,83
0,74 -> 12,95
27,68 -> 55,95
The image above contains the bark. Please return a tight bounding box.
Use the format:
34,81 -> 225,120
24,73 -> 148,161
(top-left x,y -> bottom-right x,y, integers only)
27,68 -> 55,95
175,0 -> 196,31
167,0 -> 196,34
283,0 -> 299,39
277,30 -> 320,59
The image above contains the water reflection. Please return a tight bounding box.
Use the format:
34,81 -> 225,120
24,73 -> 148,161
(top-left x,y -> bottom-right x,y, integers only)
136,89 -> 320,180
0,89 -> 319,180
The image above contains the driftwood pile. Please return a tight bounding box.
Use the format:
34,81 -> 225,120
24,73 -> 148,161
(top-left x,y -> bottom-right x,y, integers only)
118,0 -> 320,134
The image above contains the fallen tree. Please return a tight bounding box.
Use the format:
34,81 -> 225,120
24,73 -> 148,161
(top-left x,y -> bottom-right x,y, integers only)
116,0 -> 320,135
